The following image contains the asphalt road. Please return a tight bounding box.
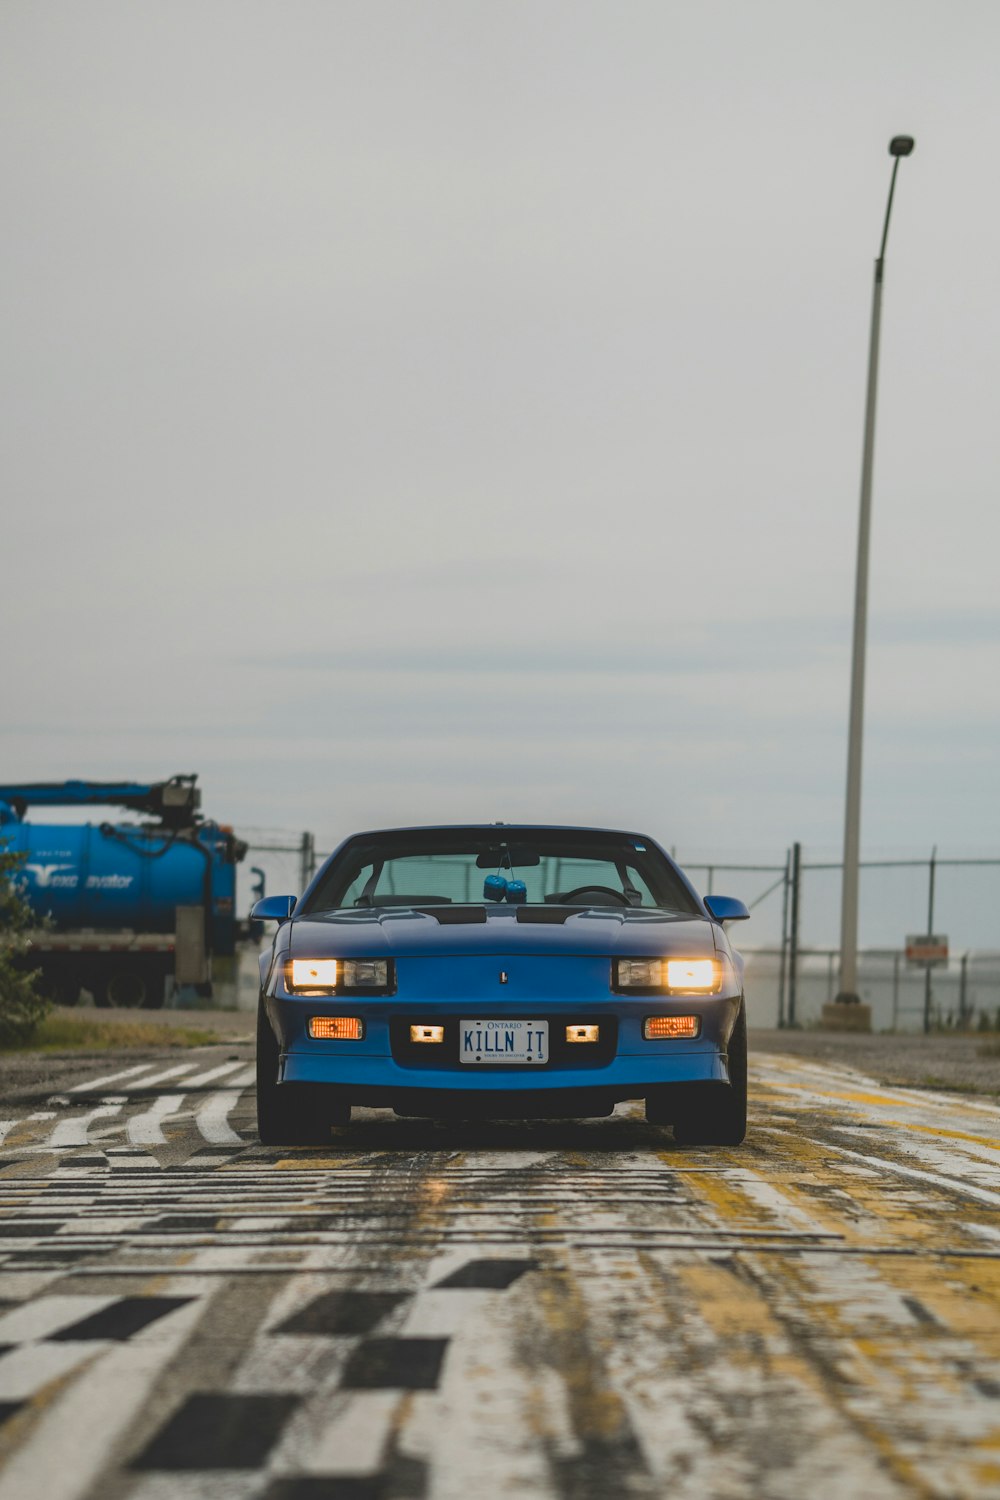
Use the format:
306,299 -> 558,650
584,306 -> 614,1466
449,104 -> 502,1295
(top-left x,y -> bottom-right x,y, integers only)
1,1044 -> 999,1499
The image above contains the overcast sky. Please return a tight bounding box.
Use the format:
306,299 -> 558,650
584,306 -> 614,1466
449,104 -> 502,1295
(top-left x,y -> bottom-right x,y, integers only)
3,0 -> 998,868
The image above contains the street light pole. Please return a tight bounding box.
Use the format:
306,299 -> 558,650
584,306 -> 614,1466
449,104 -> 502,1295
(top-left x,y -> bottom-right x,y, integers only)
836,135 -> 915,1007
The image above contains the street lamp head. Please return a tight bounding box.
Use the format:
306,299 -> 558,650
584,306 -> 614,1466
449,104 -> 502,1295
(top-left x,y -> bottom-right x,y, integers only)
889,136 -> 915,157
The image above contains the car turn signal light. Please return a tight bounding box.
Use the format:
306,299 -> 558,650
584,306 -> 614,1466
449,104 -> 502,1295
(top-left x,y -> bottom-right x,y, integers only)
308,1016 -> 363,1040
644,1016 -> 700,1040
565,1024 -> 600,1043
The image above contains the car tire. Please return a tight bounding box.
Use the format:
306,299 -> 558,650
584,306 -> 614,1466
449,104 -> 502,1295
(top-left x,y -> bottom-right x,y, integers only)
672,1002 -> 748,1147
256,1000 -> 349,1145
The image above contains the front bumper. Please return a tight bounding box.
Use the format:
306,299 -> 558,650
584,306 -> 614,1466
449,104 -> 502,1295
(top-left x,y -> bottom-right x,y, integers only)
264,989 -> 741,1103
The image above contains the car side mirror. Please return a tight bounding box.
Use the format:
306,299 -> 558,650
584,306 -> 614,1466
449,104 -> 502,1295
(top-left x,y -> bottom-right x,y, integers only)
704,895 -> 749,922
251,894 -> 296,922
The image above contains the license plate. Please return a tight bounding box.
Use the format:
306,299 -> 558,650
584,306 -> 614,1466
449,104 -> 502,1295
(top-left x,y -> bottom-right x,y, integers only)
460,1019 -> 549,1064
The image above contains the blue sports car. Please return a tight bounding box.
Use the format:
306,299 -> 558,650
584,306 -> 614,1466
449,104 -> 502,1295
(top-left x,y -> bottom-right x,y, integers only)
252,824 -> 749,1146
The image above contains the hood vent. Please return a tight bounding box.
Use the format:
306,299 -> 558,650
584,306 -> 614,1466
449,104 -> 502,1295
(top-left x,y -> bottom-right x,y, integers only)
417,906 -> 488,925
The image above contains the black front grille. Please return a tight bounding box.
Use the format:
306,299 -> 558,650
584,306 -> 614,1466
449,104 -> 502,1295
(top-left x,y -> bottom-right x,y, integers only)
389,1015 -> 618,1069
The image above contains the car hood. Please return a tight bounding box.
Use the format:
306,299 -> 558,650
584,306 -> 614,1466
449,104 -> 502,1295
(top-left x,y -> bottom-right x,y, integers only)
282,906 -> 722,960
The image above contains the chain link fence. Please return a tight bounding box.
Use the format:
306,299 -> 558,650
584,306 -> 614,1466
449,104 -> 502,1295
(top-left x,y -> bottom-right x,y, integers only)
238,831 -> 1000,1033
676,848 -> 1000,1031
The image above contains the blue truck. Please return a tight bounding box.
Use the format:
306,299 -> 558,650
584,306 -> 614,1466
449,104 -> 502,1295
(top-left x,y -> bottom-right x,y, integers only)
0,775 -> 247,1008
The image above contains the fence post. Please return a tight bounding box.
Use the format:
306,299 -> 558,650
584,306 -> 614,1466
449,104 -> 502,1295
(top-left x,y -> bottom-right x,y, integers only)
777,848 -> 791,1028
892,950 -> 900,1031
959,952 -> 969,1029
299,831 -> 316,894
923,844 -> 937,1034
788,842 -> 802,1027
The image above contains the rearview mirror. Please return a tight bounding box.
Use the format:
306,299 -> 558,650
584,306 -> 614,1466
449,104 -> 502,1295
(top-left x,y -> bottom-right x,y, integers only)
475,847 -> 541,868
704,895 -> 749,922
251,894 -> 296,922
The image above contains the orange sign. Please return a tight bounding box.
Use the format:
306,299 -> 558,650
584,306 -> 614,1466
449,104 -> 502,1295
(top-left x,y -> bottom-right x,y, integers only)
905,934 -> 949,967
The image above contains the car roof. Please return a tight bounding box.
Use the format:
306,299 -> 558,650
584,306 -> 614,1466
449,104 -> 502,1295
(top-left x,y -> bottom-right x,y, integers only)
337,823 -> 658,841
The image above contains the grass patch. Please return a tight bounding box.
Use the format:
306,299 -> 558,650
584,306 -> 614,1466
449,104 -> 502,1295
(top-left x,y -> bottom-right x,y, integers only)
2,1013 -> 224,1053
976,1038 -> 1000,1058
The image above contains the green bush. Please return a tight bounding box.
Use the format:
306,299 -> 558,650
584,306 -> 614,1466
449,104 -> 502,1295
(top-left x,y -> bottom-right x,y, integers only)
0,840 -> 51,1046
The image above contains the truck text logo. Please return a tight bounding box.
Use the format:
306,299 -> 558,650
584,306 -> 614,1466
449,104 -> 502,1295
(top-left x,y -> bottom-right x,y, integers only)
24,865 -> 134,892
24,864 -> 77,889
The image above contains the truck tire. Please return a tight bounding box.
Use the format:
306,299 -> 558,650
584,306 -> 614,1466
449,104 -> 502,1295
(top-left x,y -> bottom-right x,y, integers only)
672,1002 -> 748,1146
40,975 -> 81,1008
96,970 -> 165,1010
256,1000 -> 349,1145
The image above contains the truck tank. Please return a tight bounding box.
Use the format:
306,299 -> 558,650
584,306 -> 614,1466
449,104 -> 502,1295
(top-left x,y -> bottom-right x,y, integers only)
0,818 -> 242,957
0,776 -> 246,1007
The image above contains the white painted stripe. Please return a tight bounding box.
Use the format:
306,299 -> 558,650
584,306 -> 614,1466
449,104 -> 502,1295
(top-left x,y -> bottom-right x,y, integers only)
963,1220 -> 1000,1244
757,1056 -> 1000,1119
0,1121 -> 16,1147
295,1391 -> 399,1475
127,1092 -> 185,1146
0,1295 -> 114,1344
175,1060 -> 246,1089
0,1289 -> 205,1500
127,1094 -> 187,1147
120,1062 -> 199,1091
195,1071 -> 253,1145
68,1063 -> 156,1093
766,1126 -> 1000,1208
104,1147 -> 162,1171
48,1104 -> 122,1149
0,1344 -> 102,1401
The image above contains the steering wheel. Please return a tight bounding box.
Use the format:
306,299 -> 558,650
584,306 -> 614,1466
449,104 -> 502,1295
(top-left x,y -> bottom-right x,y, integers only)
560,885 -> 631,907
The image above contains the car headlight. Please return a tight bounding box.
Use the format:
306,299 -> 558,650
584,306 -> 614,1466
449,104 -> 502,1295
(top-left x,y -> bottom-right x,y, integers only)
286,958 -> 391,993
615,957 -> 722,993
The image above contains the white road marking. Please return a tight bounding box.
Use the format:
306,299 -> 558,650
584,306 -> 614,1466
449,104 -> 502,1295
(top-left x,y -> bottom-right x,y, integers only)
757,1055 -> 1000,1118
195,1069 -> 254,1144
127,1094 -> 187,1147
764,1126 -> 1000,1208
0,1342 -> 105,1401
0,1286 -> 206,1500
963,1220 -> 1000,1243
104,1146 -> 161,1171
48,1104 -> 123,1149
175,1060 -> 246,1089
0,1121 -> 16,1147
120,1062 -> 200,1091
68,1063 -> 156,1093
0,1295 -> 115,1344
291,1391 -> 399,1476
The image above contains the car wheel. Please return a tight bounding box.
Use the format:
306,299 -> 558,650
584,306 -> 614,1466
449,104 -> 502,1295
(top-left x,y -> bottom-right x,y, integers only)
255,1000 -> 349,1145
672,1002 -> 748,1147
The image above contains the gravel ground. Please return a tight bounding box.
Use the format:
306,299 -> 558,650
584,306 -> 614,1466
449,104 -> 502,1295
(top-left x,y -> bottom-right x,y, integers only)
750,1026 -> 1000,1100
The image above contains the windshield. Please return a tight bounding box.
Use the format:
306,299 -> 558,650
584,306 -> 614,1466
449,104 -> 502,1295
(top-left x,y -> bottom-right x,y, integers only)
303,828 -> 699,914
